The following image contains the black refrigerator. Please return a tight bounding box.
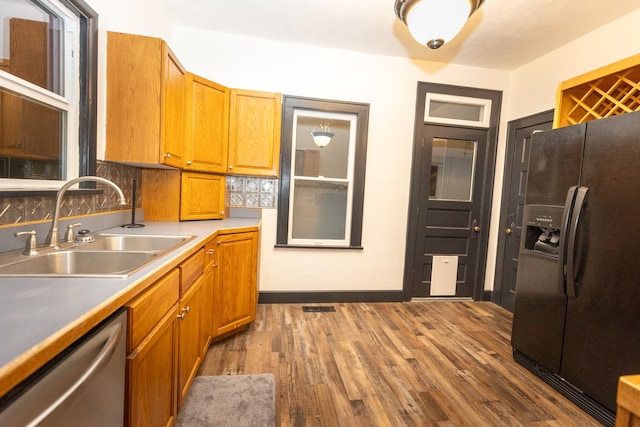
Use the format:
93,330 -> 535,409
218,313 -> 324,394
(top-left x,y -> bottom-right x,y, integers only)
511,110 -> 640,426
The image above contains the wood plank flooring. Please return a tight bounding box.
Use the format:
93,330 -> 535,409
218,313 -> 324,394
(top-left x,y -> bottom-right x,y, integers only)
198,301 -> 602,426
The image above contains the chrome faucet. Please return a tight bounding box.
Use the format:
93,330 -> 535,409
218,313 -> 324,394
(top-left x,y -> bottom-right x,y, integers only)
45,176 -> 127,248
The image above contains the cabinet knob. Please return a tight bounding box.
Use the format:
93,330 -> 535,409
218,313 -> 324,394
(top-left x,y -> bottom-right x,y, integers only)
177,312 -> 186,320
228,165 -> 233,170
164,153 -> 171,158
213,263 -> 218,268
186,160 -> 192,166
220,211 -> 225,216
182,306 -> 190,313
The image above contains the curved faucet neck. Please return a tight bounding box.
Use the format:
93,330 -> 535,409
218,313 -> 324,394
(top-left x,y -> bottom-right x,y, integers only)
45,176 -> 127,248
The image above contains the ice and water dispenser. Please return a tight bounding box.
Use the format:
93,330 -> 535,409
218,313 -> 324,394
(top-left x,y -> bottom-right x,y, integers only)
521,205 -> 564,257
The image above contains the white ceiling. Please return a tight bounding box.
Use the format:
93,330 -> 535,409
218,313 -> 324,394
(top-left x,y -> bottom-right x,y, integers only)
165,0 -> 640,71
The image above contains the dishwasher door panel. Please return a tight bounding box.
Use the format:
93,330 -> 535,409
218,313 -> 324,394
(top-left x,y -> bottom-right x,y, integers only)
0,309 -> 127,427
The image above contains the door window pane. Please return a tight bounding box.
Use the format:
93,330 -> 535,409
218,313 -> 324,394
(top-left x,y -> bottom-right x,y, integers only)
430,138 -> 476,201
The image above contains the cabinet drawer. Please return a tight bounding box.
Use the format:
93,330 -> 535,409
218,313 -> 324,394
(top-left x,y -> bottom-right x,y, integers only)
126,268 -> 180,351
180,248 -> 204,294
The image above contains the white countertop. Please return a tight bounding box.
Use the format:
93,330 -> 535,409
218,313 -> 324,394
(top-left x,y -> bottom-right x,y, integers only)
0,218 -> 260,394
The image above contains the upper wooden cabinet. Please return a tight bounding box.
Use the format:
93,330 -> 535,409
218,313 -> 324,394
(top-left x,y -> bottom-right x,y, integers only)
185,73 -> 229,173
106,32 -> 282,176
106,32 -> 187,168
141,169 -> 225,221
228,89 -> 282,177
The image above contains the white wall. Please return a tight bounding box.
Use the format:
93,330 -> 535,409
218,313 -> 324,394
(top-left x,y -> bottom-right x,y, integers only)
170,27 -> 510,292
86,0 -> 640,295
483,9 -> 640,293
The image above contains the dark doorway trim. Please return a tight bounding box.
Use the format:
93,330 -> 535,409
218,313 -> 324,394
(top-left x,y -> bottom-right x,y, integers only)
402,82 -> 502,302
492,109 -> 554,307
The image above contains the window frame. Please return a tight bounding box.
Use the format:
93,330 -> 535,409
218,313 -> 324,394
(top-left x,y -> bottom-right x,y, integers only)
0,0 -> 98,189
276,95 -> 369,249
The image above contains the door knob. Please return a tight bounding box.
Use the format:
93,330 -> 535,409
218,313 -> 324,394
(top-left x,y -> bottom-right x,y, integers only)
474,225 -> 480,232
472,219 -> 480,232
506,222 -> 515,235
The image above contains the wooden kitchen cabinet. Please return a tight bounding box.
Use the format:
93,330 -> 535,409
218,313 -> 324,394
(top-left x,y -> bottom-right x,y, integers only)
200,241 -> 216,355
126,269 -> 180,427
177,274 -> 205,408
106,32 -> 187,168
228,89 -> 282,177
142,169 -> 226,221
212,230 -> 259,339
177,249 -> 205,408
186,73 -> 229,173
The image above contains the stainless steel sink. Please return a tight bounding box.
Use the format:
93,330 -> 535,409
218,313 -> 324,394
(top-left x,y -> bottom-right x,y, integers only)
0,233 -> 195,278
0,251 -> 158,277
76,234 -> 193,252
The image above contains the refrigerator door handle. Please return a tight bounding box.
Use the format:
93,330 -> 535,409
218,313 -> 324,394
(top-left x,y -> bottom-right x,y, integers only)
566,186 -> 589,298
558,186 -> 578,295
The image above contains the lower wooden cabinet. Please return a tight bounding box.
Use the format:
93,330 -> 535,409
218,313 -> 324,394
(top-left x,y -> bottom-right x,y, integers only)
126,304 -> 179,427
177,274 -> 205,408
124,228 -> 258,426
212,231 -> 259,339
141,169 -> 225,221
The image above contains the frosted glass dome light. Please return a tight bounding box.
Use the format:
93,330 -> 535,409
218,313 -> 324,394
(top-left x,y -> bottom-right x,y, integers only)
394,0 -> 484,49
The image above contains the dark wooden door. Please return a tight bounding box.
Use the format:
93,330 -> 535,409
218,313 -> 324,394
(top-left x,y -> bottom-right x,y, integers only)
496,111 -> 553,311
410,125 -> 489,298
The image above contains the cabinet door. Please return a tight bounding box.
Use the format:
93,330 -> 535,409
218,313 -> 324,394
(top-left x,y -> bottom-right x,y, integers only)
177,275 -> 204,408
161,45 -> 187,168
228,89 -> 282,177
200,243 -> 216,355
127,305 -> 179,427
106,32 -> 186,168
212,231 -> 258,338
187,74 -> 229,173
199,264 -> 214,356
180,172 -> 225,220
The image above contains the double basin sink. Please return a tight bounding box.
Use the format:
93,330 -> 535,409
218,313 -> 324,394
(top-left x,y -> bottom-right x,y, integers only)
0,234 -> 194,278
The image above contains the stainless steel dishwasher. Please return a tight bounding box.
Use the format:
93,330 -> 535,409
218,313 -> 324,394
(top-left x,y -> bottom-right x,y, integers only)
0,308 -> 127,427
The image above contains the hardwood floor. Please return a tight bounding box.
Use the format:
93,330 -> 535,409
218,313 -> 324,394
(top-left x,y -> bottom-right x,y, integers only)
198,301 -> 602,426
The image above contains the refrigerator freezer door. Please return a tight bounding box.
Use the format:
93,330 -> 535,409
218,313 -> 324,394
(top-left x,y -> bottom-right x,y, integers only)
560,110 -> 640,412
525,123 -> 585,207
511,251 -> 567,373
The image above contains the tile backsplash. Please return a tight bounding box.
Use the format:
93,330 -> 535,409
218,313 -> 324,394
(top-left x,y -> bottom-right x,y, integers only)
227,175 -> 278,209
0,164 -> 277,226
0,161 -> 140,225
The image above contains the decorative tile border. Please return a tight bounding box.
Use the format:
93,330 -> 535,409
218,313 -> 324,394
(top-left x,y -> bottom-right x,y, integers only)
0,161 -> 140,225
226,175 -> 278,209
0,165 -> 277,226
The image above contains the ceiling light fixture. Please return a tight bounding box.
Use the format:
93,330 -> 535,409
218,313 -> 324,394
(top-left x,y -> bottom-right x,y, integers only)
394,0 -> 485,49
310,121 -> 334,148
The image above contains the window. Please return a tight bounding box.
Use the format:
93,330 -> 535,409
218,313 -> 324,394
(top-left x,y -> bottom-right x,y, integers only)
424,93 -> 492,127
276,96 -> 369,248
0,0 -> 97,187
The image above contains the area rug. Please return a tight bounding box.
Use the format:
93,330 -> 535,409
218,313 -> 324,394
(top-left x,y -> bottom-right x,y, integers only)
174,374 -> 275,427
